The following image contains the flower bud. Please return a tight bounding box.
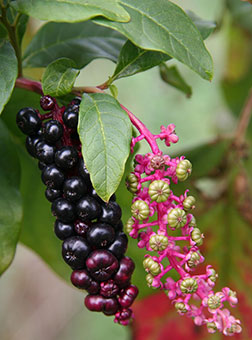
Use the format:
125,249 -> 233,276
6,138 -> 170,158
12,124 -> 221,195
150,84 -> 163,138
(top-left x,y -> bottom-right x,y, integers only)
209,268 -> 218,283
150,154 -> 165,169
125,217 -> 134,234
148,180 -> 170,203
131,200 -> 150,220
126,173 -> 138,193
143,257 -> 161,276
207,322 -> 218,333
149,234 -> 168,251
191,228 -> 203,246
167,208 -> 187,229
175,302 -> 187,314
180,278 -> 198,294
183,196 -> 196,211
207,294 -> 221,309
176,159 -> 192,181
188,252 -> 201,268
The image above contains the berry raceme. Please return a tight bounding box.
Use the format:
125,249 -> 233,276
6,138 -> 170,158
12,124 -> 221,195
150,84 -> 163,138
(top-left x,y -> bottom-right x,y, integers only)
125,123 -> 241,336
16,96 -> 138,325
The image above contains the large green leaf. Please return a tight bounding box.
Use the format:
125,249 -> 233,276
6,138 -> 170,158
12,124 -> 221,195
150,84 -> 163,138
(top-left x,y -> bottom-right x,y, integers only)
78,93 -> 132,202
185,10 -> 216,40
23,21 -> 126,69
0,39 -> 18,115
94,0 -> 213,80
0,119 -> 22,275
42,58 -> 80,97
11,0 -> 130,23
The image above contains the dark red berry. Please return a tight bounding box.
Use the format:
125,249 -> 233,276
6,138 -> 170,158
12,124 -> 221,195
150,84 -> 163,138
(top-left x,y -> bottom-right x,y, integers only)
118,285 -> 138,308
16,107 -> 41,135
71,269 -> 92,289
115,308 -> 132,324
85,295 -> 104,312
63,177 -> 87,201
114,257 -> 135,287
51,198 -> 75,223
86,250 -> 119,281
87,223 -> 115,248
42,120 -> 63,144
100,280 -> 119,298
40,95 -> 55,110
86,280 -> 100,294
45,187 -> 62,202
36,140 -> 55,164
42,164 -> 65,189
76,196 -> 102,221
63,105 -> 79,129
55,146 -> 79,169
108,232 -> 128,259
54,220 -> 74,240
74,220 -> 91,236
62,236 -> 90,269
99,201 -> 122,225
103,297 -> 119,316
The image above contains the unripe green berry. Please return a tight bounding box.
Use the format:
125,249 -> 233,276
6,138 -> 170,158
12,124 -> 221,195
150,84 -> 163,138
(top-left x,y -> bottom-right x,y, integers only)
146,273 -> 154,287
175,302 -> 187,314
180,278 -> 198,294
191,228 -> 203,246
148,180 -> 170,203
125,217 -> 134,234
207,322 -> 217,333
176,159 -> 192,181
167,208 -> 187,229
149,234 -> 168,251
143,257 -> 161,276
126,173 -> 138,193
188,252 -> 201,268
183,196 -> 196,211
189,215 -> 197,227
209,268 -> 218,283
207,294 -> 221,309
131,200 -> 150,220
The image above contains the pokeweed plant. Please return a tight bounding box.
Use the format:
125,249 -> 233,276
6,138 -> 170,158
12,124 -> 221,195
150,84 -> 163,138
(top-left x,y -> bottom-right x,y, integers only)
0,0 -> 252,337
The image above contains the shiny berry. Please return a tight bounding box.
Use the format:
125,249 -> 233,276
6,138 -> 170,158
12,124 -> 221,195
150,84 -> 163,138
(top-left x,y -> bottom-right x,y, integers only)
76,196 -> 101,221
115,220 -> 123,232
114,257 -> 135,287
16,107 -> 41,135
115,308 -> 132,325
54,220 -> 75,240
40,95 -> 55,110
62,236 -> 90,269
38,161 -> 47,171
91,188 -> 116,203
63,105 -> 79,129
36,140 -> 55,164
86,250 -> 119,281
71,269 -> 92,289
45,187 -> 61,202
74,220 -> 91,236
78,159 -> 91,183
118,285 -> 138,308
42,120 -> 63,144
63,177 -> 87,201
51,198 -> 75,223
86,280 -> 100,294
55,146 -> 79,169
71,97 -> 81,105
42,164 -> 65,189
85,295 -> 104,312
103,297 -> 119,315
99,201 -> 122,225
100,280 -> 119,298
87,223 -> 115,248
108,232 -> 128,259
25,135 -> 41,158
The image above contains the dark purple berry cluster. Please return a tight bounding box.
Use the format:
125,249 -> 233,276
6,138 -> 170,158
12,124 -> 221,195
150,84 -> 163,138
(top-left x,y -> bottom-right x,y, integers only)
16,95 -> 138,325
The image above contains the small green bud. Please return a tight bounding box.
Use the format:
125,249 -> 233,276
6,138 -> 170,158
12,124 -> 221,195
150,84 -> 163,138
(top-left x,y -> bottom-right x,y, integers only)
131,200 -> 150,220
191,228 -> 203,246
126,173 -> 138,193
125,217 -> 134,234
207,322 -> 217,333
167,208 -> 187,229
176,159 -> 192,181
143,257 -> 161,276
149,234 -> 168,251
180,278 -> 198,294
175,302 -> 187,314
183,196 -> 196,211
188,252 -> 201,268
189,215 -> 197,227
148,180 -> 170,203
209,268 -> 218,283
146,273 -> 154,287
207,294 -> 221,309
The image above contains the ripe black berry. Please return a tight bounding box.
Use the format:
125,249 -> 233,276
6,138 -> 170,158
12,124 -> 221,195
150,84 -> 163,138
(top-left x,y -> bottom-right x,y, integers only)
63,105 -> 79,129
71,269 -> 92,289
63,177 -> 87,201
55,146 -> 79,169
54,220 -> 75,240
86,250 -> 119,281
114,257 -> 135,287
86,280 -> 100,294
76,196 -> 102,221
74,220 -> 91,236
99,201 -> 122,225
42,164 -> 65,189
62,236 -> 90,269
36,140 -> 55,164
87,223 -> 115,248
25,135 -> 42,158
45,187 -> 62,202
84,295 -> 105,312
78,159 -> 91,183
115,220 -> 123,232
102,297 -> 119,315
108,232 -> 128,259
42,120 -> 63,143
38,161 -> 47,171
51,198 -> 75,223
40,95 -> 55,111
16,107 -> 41,135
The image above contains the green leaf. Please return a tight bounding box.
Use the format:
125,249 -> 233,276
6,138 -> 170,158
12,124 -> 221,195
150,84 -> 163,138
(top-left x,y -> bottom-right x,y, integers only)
0,119 -> 22,275
0,39 -> 18,115
16,14 -> 29,45
227,0 -> 252,33
159,64 -> 192,97
94,0 -> 213,80
78,93 -> 132,202
11,0 -> 130,23
42,58 -> 79,97
23,21 -> 126,69
185,10 -> 216,40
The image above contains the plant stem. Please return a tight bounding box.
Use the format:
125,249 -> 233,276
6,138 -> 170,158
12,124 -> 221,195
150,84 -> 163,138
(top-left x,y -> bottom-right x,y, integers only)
0,5 -> 23,77
234,89 -> 252,147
